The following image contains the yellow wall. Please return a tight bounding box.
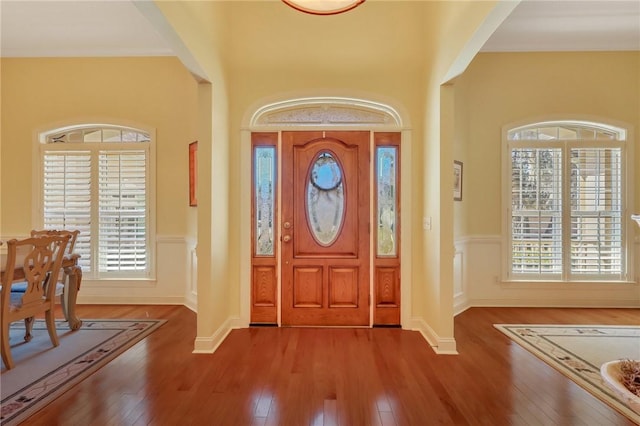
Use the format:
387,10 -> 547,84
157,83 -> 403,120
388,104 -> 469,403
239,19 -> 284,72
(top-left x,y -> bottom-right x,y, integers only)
455,52 -> 640,237
0,57 -> 198,237
225,0 -> 430,144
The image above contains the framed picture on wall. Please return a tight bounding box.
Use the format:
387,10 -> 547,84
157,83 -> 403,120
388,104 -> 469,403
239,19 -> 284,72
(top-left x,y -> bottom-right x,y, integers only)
453,160 -> 463,201
189,141 -> 198,206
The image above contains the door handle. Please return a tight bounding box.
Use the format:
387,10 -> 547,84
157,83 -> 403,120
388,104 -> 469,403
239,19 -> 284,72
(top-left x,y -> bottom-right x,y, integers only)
283,235 -> 291,243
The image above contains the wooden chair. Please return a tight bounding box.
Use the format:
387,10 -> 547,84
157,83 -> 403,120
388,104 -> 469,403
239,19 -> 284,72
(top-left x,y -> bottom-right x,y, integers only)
28,229 -> 80,318
30,229 -> 79,261
1,234 -> 70,369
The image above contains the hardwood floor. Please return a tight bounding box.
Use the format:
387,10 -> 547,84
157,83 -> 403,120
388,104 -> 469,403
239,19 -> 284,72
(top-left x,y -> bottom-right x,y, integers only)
22,305 -> 640,425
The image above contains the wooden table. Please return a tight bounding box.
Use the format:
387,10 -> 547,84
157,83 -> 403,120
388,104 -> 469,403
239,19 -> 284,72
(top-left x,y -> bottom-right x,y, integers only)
1,252 -> 83,330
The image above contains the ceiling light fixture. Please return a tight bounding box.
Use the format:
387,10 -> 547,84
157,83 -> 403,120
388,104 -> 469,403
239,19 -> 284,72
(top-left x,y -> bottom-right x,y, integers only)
282,0 -> 365,15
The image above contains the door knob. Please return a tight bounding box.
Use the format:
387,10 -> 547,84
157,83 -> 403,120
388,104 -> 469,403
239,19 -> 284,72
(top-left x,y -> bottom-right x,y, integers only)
283,221 -> 291,229
283,235 -> 291,243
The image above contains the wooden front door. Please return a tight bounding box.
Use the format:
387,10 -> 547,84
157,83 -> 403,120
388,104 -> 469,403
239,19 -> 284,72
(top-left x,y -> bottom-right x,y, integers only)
281,131 -> 370,326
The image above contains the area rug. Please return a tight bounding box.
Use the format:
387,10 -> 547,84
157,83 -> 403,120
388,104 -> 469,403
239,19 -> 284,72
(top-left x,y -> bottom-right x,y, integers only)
495,324 -> 640,424
1,318 -> 165,425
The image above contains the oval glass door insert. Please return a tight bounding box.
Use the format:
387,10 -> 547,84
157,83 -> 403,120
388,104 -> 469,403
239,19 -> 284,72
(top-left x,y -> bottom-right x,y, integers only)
306,151 -> 345,246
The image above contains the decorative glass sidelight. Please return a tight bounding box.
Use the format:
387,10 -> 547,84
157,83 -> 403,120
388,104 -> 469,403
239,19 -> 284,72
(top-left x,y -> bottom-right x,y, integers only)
376,147 -> 397,256
307,152 -> 344,246
255,147 -> 275,255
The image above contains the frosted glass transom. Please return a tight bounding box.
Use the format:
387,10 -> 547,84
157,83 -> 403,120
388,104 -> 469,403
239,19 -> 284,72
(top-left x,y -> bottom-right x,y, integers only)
251,97 -> 402,127
45,126 -> 150,144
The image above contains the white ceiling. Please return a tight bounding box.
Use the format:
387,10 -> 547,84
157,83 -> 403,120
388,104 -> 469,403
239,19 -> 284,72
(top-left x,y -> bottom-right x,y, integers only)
0,1 -> 173,57
0,0 -> 639,58
481,0 -> 640,52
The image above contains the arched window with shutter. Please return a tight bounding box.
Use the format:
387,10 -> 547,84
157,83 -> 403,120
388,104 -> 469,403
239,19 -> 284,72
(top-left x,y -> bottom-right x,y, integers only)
503,120 -> 632,282
39,124 -> 153,279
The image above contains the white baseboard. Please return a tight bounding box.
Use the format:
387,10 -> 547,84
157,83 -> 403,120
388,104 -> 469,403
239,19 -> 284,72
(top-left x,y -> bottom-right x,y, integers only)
184,292 -> 197,313
410,317 -> 458,355
454,300 -> 471,316
77,295 -> 185,305
193,316 -> 241,354
183,300 -> 197,313
465,298 -> 640,308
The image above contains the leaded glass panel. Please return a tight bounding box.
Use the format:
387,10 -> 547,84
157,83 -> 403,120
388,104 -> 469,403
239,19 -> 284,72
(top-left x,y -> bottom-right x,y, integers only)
377,147 -> 397,256
306,152 -> 344,246
255,147 -> 275,256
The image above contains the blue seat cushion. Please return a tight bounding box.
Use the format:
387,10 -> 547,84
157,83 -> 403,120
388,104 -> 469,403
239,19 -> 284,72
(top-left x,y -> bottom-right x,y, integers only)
10,282 -> 28,293
9,281 -> 64,296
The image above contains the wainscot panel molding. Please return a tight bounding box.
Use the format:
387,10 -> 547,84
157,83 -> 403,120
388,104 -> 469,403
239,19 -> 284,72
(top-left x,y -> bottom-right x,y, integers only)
77,235 -> 189,305
636,239 -> 640,284
454,235 -> 501,315
453,247 -> 467,314
185,237 -> 197,312
454,235 -> 640,313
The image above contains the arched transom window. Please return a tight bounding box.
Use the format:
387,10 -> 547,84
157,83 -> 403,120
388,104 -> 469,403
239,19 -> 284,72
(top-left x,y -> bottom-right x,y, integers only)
503,120 -> 630,282
39,124 -> 153,279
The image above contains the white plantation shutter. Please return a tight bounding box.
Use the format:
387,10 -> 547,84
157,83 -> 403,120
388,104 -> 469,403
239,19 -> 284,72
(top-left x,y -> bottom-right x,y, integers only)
40,125 -> 151,279
98,151 -> 147,273
570,147 -> 622,276
43,151 -> 92,272
510,148 -> 563,276
506,121 -> 628,282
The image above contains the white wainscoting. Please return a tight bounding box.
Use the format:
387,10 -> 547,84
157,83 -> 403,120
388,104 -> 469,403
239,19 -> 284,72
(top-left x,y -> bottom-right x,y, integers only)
453,247 -> 466,312
184,237 -> 198,312
454,236 -> 640,315
77,236 -> 189,305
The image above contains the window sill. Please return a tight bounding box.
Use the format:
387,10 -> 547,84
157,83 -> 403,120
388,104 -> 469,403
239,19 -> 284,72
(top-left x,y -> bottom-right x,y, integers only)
499,280 -> 638,290
81,278 -> 157,288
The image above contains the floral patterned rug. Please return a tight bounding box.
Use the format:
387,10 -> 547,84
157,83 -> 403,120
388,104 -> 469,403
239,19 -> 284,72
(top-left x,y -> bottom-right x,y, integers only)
1,318 -> 165,425
495,324 -> 640,424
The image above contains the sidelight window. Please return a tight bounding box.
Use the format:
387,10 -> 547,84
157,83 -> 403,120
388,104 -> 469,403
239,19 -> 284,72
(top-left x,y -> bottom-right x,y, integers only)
376,146 -> 398,256
254,146 -> 276,256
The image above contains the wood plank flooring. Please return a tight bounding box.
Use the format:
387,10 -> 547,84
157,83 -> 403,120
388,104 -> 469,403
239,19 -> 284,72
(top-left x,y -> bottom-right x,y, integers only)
20,305 -> 640,425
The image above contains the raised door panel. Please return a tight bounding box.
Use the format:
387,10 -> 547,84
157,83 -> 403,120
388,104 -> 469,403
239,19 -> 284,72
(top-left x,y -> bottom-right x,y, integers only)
328,267 -> 359,308
293,266 -> 323,308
